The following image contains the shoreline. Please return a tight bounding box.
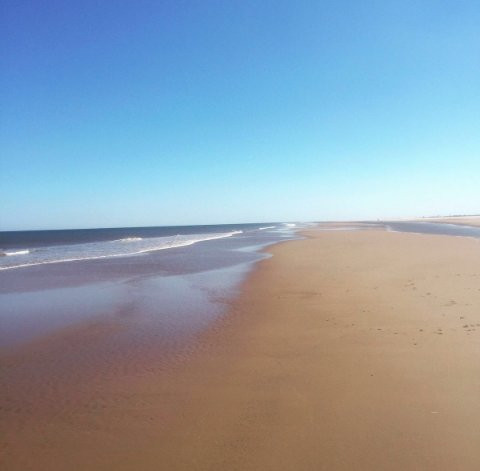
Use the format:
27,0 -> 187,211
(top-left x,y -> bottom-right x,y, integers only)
0,225 -> 299,350
2,228 -> 480,470
415,216 -> 480,228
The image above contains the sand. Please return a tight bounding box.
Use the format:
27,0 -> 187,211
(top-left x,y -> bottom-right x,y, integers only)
2,229 -> 480,470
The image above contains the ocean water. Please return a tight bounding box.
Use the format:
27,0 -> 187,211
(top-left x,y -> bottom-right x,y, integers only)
0,223 -> 303,348
0,223 -> 282,271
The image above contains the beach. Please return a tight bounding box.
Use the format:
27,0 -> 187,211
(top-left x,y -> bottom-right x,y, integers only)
2,227 -> 480,470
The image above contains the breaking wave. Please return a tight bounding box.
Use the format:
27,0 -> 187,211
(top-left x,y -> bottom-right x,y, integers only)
0,249 -> 30,257
0,231 -> 243,270
114,237 -> 143,242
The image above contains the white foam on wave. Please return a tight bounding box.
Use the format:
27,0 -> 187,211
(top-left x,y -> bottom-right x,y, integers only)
284,223 -> 296,227
258,226 -> 275,231
0,230 -> 243,271
114,237 -> 143,242
2,249 -> 30,256
0,253 -> 123,270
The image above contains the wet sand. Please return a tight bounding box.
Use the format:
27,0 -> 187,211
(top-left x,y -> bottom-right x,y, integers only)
2,229 -> 480,470
420,216 -> 480,227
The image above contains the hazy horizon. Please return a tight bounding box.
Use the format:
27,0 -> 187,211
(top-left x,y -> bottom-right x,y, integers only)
3,213 -> 480,233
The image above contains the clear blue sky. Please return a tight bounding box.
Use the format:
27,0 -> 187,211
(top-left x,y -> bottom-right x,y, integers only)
1,0 -> 479,230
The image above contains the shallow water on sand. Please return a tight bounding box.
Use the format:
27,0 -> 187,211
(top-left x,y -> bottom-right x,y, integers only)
383,221 -> 480,239
0,224 -> 301,350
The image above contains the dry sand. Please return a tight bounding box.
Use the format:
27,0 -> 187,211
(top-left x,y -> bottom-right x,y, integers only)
2,229 -> 480,470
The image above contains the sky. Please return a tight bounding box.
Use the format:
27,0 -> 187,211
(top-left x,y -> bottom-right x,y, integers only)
1,0 -> 479,230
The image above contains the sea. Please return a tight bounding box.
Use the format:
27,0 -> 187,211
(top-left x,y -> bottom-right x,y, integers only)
0,222 -> 304,349
0,223 -> 294,271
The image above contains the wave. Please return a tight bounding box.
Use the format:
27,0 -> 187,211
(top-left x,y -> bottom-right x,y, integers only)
114,237 -> 143,242
0,230 -> 243,271
284,223 -> 296,227
258,226 -> 275,231
0,249 -> 30,256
